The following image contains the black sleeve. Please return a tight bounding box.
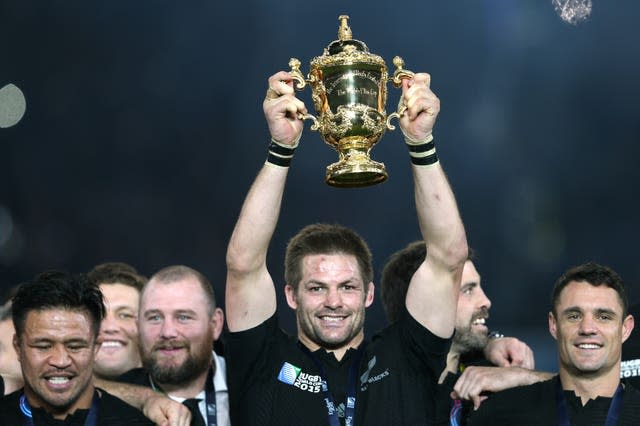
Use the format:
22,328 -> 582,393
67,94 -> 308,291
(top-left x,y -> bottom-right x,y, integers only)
224,314 -> 279,391
401,307 -> 451,380
116,368 -> 151,387
0,374 -> 4,396
97,390 -> 155,426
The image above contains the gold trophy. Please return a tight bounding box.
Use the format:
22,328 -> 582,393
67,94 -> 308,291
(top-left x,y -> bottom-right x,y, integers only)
290,15 -> 414,188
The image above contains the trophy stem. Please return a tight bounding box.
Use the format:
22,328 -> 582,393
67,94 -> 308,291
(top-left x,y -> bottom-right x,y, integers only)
325,147 -> 388,188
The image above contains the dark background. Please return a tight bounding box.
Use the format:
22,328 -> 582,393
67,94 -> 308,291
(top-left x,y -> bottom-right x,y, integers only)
1,1 -> 639,371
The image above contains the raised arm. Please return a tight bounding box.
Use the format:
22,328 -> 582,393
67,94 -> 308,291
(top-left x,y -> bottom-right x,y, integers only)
401,73 -> 468,338
225,71 -> 307,332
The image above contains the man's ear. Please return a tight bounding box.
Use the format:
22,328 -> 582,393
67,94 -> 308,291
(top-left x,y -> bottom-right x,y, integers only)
211,308 -> 225,341
285,284 -> 298,310
548,311 -> 558,341
622,314 -> 635,343
12,333 -> 21,358
365,282 -> 375,308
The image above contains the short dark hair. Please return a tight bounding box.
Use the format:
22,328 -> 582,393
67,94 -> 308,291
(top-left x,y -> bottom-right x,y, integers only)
87,262 -> 147,292
12,271 -> 105,339
381,241 -> 475,323
551,262 -> 628,317
146,265 -> 217,314
285,223 -> 373,290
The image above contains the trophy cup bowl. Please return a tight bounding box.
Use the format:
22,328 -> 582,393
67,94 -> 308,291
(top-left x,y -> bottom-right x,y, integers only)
290,15 -> 414,188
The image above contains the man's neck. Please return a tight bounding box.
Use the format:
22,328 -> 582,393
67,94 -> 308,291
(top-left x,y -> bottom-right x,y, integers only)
25,384 -> 96,420
559,367 -> 622,405
155,364 -> 212,399
298,331 -> 365,362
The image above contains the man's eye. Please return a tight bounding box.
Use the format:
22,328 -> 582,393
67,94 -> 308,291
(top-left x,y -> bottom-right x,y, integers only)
67,345 -> 87,352
119,313 -> 135,320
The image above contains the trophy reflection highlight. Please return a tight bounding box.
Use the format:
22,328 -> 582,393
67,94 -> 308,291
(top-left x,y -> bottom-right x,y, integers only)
290,15 -> 414,188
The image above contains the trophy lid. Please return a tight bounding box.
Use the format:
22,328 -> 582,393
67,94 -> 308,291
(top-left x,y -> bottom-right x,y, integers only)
326,15 -> 369,55
311,15 -> 385,69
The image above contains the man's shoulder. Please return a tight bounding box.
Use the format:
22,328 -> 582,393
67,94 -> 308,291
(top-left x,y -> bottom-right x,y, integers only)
0,388 -> 21,410
464,378 -> 556,425
0,390 -> 29,425
485,376 -> 554,401
117,368 -> 152,387
368,308 -> 451,357
97,389 -> 154,425
623,379 -> 640,403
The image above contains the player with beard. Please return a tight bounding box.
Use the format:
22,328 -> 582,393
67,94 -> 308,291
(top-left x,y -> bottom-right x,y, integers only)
381,242 -> 550,424
117,265 -> 229,426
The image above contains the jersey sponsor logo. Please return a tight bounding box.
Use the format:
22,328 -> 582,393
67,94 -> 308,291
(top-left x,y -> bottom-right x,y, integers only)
359,356 -> 390,391
621,358 -> 640,378
277,361 -> 324,393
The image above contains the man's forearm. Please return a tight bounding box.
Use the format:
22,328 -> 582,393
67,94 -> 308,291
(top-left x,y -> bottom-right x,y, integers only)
226,164 -> 288,276
225,163 -> 288,331
413,163 -> 467,269
94,377 -> 156,409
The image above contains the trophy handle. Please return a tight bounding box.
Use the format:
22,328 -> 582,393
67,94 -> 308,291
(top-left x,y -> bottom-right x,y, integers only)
289,58 -> 308,90
390,56 -> 415,87
288,58 -> 320,130
387,56 -> 415,130
298,112 -> 320,131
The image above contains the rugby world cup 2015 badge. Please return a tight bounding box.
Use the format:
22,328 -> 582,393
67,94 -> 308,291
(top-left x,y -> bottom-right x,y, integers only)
278,362 -> 323,393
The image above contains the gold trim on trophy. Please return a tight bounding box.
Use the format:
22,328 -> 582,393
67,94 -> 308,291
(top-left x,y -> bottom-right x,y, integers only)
290,15 -> 414,188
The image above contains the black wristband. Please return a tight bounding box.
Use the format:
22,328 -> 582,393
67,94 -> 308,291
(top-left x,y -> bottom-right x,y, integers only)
265,139 -> 297,167
405,134 -> 438,166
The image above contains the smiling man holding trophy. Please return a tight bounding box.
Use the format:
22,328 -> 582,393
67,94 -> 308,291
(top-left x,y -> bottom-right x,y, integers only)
224,15 -> 468,425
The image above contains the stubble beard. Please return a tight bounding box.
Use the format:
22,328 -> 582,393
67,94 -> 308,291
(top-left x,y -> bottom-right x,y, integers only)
453,309 -> 490,354
297,308 -> 365,351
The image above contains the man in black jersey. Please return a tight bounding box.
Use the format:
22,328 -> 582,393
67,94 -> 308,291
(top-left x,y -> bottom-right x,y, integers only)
0,271 -> 153,425
0,301 -> 23,395
381,243 -> 549,417
465,262 -> 640,425
225,68 -> 468,425
621,302 -> 640,388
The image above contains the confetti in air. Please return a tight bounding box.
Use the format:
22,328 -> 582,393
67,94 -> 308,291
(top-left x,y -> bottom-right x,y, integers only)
552,0 -> 592,25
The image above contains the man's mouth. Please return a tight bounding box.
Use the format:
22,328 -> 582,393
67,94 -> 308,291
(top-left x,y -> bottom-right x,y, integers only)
100,340 -> 125,348
576,343 -> 602,349
472,318 -> 487,326
318,315 -> 347,326
44,374 -> 74,389
47,377 -> 70,384
154,342 -> 188,353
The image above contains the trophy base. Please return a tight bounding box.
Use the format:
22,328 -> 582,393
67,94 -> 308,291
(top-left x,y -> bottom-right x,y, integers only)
325,157 -> 388,188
